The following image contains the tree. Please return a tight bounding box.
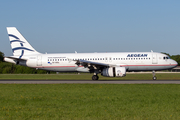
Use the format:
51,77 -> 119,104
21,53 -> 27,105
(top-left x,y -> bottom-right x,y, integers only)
0,51 -> 4,62
161,52 -> 171,57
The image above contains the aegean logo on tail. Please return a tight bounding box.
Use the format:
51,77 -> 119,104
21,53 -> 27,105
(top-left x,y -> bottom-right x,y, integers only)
9,34 -> 34,53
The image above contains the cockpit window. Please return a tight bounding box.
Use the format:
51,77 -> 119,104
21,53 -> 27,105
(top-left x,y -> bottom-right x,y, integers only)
163,56 -> 171,60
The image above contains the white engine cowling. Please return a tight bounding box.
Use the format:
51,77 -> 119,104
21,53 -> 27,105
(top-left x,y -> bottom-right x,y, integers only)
101,67 -> 126,77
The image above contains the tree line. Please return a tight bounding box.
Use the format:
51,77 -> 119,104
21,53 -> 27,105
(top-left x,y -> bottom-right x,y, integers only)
0,51 -> 180,74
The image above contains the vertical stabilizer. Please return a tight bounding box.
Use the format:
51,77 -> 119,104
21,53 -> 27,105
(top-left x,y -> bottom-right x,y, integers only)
7,27 -> 40,57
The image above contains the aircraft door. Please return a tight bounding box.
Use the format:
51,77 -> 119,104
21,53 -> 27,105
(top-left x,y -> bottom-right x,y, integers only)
37,56 -> 42,66
152,54 -> 158,64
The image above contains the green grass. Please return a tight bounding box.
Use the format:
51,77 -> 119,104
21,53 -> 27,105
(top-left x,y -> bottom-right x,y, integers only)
0,84 -> 180,119
0,73 -> 180,80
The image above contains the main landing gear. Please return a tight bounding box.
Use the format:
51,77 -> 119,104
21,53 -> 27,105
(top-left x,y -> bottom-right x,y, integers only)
92,75 -> 99,80
152,70 -> 157,80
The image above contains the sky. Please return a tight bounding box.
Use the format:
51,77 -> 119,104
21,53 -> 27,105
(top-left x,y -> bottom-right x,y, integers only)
0,0 -> 180,56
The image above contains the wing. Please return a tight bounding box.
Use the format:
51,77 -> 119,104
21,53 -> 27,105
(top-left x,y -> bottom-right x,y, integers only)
74,59 -> 117,73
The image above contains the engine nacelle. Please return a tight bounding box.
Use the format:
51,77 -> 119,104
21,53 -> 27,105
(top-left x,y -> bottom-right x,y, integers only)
101,67 -> 126,77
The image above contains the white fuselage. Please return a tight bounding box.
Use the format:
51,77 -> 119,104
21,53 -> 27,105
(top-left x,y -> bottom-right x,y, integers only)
5,52 -> 177,72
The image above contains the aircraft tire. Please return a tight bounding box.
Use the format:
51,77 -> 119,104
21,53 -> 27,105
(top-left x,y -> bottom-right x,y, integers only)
153,76 -> 157,80
92,75 -> 99,80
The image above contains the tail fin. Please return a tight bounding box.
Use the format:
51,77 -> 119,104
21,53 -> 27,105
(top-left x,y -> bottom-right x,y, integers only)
7,27 -> 40,57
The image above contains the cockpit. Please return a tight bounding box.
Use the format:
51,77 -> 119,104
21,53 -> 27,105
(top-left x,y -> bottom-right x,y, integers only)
163,56 -> 171,60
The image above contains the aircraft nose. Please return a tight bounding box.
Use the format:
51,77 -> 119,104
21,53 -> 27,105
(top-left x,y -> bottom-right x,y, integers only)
171,60 -> 178,67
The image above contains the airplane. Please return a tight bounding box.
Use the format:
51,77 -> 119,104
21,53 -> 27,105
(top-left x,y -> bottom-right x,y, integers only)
4,27 -> 178,80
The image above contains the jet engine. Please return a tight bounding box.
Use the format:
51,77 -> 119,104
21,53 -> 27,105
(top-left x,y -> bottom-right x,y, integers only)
101,67 -> 126,77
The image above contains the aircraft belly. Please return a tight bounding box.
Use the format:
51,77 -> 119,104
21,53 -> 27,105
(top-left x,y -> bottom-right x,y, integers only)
128,65 -> 170,71
39,67 -> 77,72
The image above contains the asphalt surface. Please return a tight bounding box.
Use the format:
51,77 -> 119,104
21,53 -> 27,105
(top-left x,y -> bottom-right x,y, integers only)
0,80 -> 180,84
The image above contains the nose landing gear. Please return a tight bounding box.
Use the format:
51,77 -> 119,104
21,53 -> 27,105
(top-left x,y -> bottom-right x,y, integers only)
152,70 -> 157,80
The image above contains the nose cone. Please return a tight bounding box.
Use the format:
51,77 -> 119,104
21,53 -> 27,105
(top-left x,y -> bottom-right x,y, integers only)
171,60 -> 178,68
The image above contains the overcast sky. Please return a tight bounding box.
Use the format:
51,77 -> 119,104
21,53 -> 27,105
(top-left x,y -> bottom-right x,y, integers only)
0,0 -> 180,56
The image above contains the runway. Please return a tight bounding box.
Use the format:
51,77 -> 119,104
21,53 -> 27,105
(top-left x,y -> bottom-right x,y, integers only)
0,80 -> 180,84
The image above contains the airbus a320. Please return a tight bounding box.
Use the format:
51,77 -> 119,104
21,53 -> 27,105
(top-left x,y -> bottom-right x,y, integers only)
4,27 -> 178,80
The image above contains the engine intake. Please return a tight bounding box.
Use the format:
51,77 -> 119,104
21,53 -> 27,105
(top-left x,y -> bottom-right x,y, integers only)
101,67 -> 126,77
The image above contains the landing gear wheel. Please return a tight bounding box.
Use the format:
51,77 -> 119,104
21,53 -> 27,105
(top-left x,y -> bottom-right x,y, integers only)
153,76 -> 157,80
152,70 -> 157,80
92,75 -> 99,80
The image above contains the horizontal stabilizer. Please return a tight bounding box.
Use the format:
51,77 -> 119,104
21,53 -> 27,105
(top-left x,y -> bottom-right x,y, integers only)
5,56 -> 27,61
